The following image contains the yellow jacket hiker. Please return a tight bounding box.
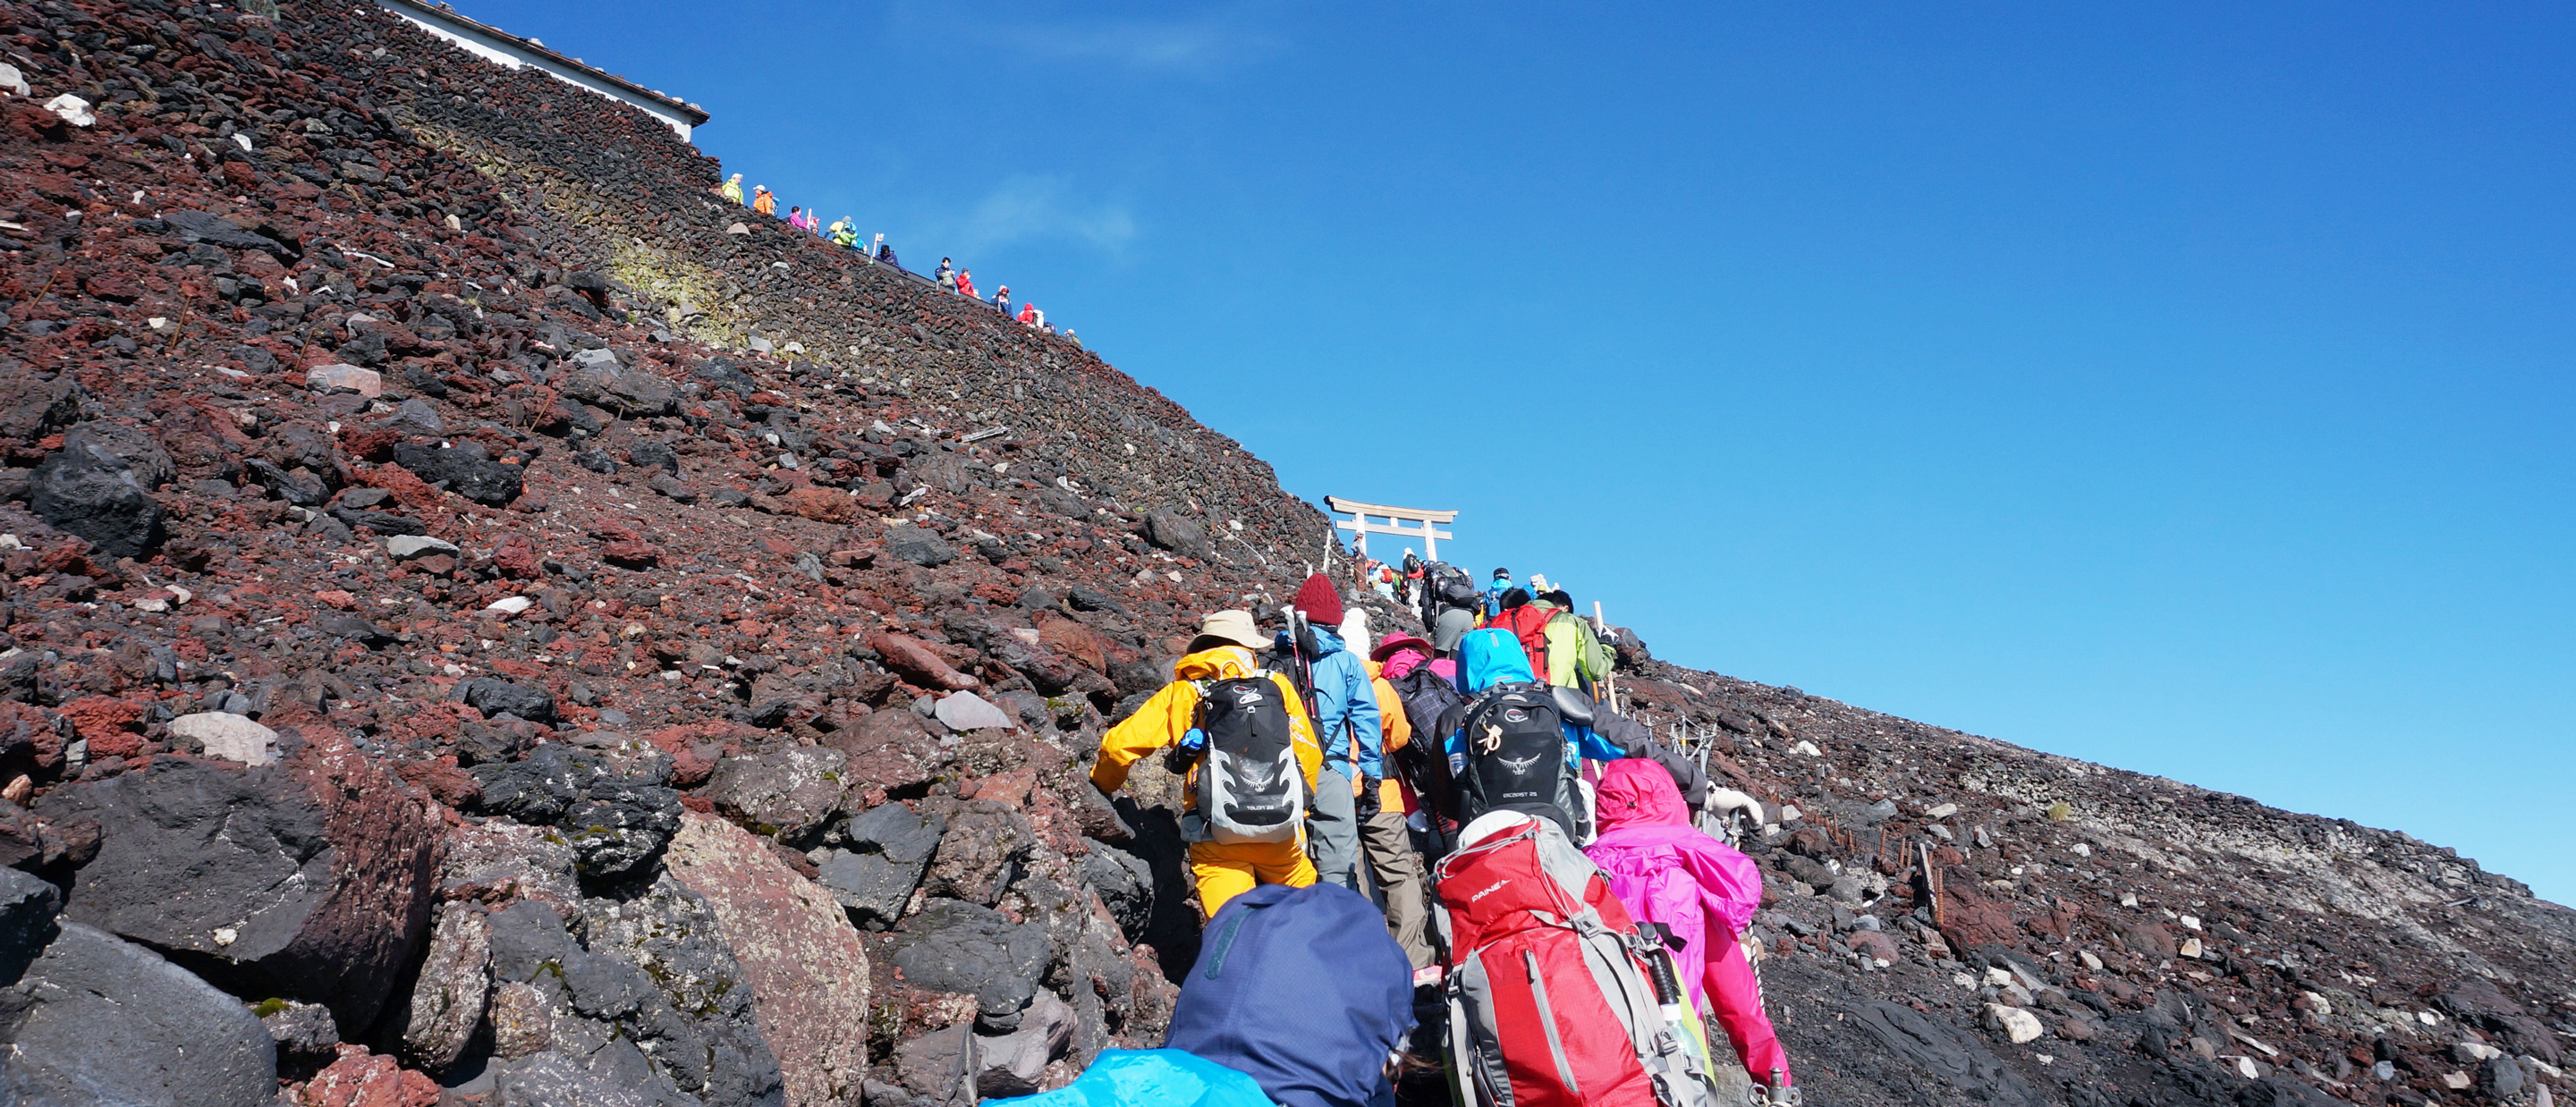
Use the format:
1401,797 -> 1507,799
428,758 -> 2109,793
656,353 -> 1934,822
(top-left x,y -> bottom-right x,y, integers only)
1092,612 -> 1323,917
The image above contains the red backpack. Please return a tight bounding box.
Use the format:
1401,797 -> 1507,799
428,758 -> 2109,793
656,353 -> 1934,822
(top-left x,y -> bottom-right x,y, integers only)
1433,815 -> 1723,1107
1492,604 -> 1553,680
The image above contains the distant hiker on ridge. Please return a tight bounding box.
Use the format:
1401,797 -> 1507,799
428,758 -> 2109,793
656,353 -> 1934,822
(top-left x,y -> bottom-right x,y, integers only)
716,173 -> 743,204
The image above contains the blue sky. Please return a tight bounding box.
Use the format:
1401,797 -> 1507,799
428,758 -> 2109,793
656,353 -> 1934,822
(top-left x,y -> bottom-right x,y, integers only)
470,2 -> 2572,902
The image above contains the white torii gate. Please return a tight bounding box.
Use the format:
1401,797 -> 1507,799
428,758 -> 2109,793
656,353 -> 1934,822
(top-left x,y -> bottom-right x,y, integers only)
1326,497 -> 1456,562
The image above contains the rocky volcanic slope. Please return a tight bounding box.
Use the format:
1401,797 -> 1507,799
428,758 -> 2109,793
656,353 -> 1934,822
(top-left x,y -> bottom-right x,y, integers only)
0,1 -> 2564,1105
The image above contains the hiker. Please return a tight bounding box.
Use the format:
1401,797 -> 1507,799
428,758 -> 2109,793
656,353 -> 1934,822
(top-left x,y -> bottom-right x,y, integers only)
935,258 -> 955,290
1416,562 -> 1480,657
995,284 -> 1012,313
1586,758 -> 1793,1098
956,268 -> 978,299
750,185 -> 775,216
1031,306 -> 1048,330
1165,883 -> 1417,1107
1092,611 -> 1323,917
1361,640 -> 1434,973
876,239 -> 899,267
1483,567 -> 1513,619
716,173 -> 743,204
1530,588 -> 1615,692
829,218 -> 858,248
785,205 -> 802,231
1436,808 -> 1727,1107
1441,627 -> 1647,842
1486,587 -> 1554,680
1017,301 -> 1039,325
1275,574 -> 1380,892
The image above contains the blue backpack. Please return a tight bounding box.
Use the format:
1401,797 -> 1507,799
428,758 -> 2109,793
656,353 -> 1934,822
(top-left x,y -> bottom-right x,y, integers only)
1166,884 -> 1416,1107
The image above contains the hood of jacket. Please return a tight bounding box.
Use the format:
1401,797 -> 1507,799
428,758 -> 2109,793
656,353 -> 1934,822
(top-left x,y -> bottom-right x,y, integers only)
1458,628 -> 1534,692
1173,645 -> 1260,681
1593,758 -> 1690,836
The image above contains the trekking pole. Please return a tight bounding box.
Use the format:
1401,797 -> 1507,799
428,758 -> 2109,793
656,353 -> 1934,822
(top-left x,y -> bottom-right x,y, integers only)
1636,923 -> 1725,1095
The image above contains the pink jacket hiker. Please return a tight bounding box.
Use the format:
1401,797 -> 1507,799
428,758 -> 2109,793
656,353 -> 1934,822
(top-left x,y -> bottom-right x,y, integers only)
1583,757 -> 1792,1088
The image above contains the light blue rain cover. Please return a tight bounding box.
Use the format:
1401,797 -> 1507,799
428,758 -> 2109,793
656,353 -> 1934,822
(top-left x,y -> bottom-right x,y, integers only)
984,1048 -> 1276,1107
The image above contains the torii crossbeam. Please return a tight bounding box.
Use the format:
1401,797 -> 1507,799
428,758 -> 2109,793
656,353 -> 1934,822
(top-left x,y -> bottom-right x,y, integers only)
1326,497 -> 1457,562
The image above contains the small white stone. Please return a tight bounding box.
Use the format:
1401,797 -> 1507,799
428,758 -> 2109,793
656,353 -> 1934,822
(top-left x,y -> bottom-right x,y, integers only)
213,926 -> 238,947
387,536 -> 462,560
2071,842 -> 2092,857
2178,914 -> 2202,931
1792,740 -> 1823,756
2301,991 -> 2332,1017
170,712 -> 278,766
42,93 -> 94,126
2121,893 -> 2139,908
2234,1057 -> 2262,1080
307,362 -> 383,397
483,596 -> 536,616
2179,937 -> 2204,959
1984,1003 -> 2043,1044
1925,802 -> 1958,819
0,62 -> 29,97
2080,951 -> 2105,972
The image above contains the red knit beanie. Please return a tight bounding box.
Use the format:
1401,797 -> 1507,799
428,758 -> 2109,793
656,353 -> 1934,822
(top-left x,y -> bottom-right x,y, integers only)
1291,572 -> 1344,626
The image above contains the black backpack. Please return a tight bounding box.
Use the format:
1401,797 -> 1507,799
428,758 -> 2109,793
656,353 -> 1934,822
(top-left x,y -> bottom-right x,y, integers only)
1192,674 -> 1306,844
1452,682 -> 1581,841
1425,562 -> 1480,610
1388,666 -> 1470,824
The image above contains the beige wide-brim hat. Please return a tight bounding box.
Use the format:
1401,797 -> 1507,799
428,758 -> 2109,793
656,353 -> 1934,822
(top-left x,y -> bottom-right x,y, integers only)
1185,610 -> 1268,654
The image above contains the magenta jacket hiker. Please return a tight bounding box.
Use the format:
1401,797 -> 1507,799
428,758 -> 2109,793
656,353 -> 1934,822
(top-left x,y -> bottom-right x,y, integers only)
1584,758 -> 1792,1089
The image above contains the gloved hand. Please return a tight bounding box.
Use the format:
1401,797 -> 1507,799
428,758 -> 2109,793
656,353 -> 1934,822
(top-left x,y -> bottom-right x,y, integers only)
1355,779 -> 1383,819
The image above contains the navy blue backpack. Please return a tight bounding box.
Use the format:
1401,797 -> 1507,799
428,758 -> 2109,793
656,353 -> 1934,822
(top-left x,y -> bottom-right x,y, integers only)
1165,883 -> 1416,1107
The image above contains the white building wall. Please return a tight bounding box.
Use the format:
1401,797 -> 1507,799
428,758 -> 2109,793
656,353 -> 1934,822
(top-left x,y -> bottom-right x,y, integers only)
377,4 -> 697,141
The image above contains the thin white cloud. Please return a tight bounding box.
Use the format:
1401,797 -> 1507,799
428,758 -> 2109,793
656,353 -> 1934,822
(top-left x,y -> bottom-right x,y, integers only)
943,174 -> 1138,256
890,2 -> 1283,77
984,19 -> 1253,74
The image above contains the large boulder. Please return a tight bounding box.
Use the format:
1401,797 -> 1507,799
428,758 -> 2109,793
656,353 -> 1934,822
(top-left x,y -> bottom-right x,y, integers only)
59,420 -> 174,489
459,678 -> 556,723
29,437 -> 164,558
883,899 -> 1049,1022
704,746 -> 852,842
885,527 -> 957,567
920,801 -> 1038,906
391,440 -> 523,506
395,901 -> 491,1072
37,744 -> 443,1033
1140,510 -> 1210,560
817,801 -> 945,928
466,744 -> 682,886
664,812 -> 873,1107
0,921 -> 278,1106
486,887 -> 787,1106
0,365 -> 81,442
2435,977 -> 2561,1064
824,708 -> 953,793
0,866 -> 61,984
